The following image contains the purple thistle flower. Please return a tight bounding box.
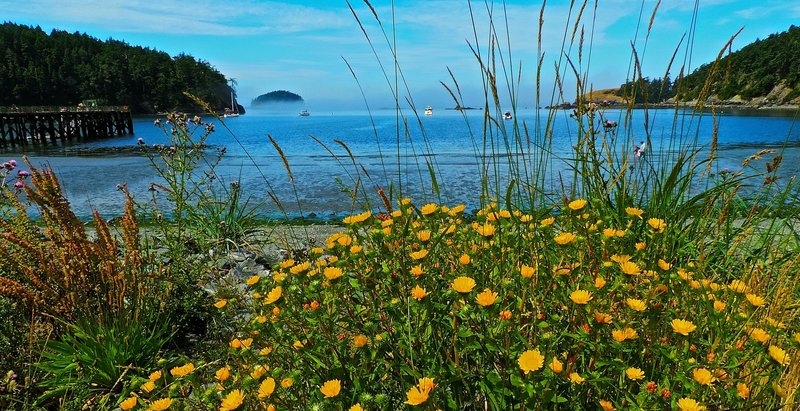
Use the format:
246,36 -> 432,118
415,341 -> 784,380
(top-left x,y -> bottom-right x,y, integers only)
13,181 -> 23,189
9,160 -> 17,167
17,170 -> 29,178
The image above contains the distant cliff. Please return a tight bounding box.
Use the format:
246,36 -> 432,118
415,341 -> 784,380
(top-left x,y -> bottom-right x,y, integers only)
251,90 -> 304,106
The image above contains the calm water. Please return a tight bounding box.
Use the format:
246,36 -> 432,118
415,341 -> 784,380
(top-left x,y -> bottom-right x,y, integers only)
5,107 -> 800,219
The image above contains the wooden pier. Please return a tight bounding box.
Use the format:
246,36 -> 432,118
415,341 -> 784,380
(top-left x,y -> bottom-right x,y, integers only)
0,106 -> 134,148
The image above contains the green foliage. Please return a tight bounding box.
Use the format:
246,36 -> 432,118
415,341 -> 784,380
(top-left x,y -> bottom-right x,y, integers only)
615,76 -> 676,104
0,22 -> 234,113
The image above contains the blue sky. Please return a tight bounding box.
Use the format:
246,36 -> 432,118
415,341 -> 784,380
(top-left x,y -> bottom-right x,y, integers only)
2,0 -> 798,110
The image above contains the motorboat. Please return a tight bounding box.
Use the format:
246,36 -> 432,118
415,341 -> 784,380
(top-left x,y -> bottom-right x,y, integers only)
424,106 -> 433,116
299,110 -> 310,117
503,111 -> 512,120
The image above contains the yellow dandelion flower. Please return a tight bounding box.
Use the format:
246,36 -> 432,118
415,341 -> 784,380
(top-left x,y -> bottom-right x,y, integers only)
713,301 -> 726,311
290,261 -> 310,274
728,279 -> 747,293
149,398 -> 172,411
603,228 -> 616,238
657,259 -> 671,271
745,293 -> 765,307
251,364 -> 267,379
349,404 -> 364,411
794,332 -> 800,344
540,217 -> 555,227
647,218 -> 666,232
677,398 -> 705,411
549,357 -> 563,373
281,378 -> 293,388
264,286 -> 282,304
458,254 -> 471,265
149,370 -> 162,382
476,288 -> 498,307
420,203 -> 438,215
170,363 -> 195,377
417,230 -> 431,242
599,400 -> 615,411
215,367 -> 231,382
635,242 -> 646,250
570,289 -> 593,305
692,368 -> 714,385
612,327 -> 637,342
214,299 -> 228,309
476,223 -> 496,237
410,249 -> 428,260
518,349 -> 545,374
353,335 -> 368,348
342,210 -> 371,224
737,382 -> 750,399
750,328 -> 770,343
411,285 -> 428,301
520,263 -> 536,278
610,254 -> 631,263
410,265 -> 424,277
279,259 -> 295,269
626,298 -> 646,312
449,204 -> 466,215
120,397 -> 137,410
568,199 -> 587,211
626,367 -> 645,381
569,372 -> 586,384
405,377 -> 435,405
324,267 -> 343,280
619,261 -> 641,275
320,379 -> 341,398
272,272 -> 287,282
498,310 -> 512,320
671,319 -> 697,336
141,380 -> 156,393
594,312 -> 612,324
246,275 -> 260,286
594,277 -> 607,289
554,232 -> 577,245
258,377 -> 276,399
769,345 -> 790,366
625,207 -> 644,218
451,276 -> 476,293
220,390 -> 244,411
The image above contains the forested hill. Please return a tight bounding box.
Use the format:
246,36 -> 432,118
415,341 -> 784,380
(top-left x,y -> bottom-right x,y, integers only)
0,22 -> 234,113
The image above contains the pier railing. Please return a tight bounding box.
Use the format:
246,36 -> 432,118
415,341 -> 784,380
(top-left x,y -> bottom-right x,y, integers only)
0,106 -> 134,147
0,106 -> 131,114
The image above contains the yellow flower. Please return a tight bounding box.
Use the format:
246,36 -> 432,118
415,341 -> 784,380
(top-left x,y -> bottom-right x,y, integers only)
745,293 -> 765,307
449,204 -> 466,215
251,364 -> 268,379
625,207 -> 644,218
220,390 -> 244,411
320,379 -> 341,398
120,397 -> 137,410
677,398 -> 705,411
409,250 -> 428,260
324,267 -> 343,280
498,310 -> 512,320
405,377 -> 435,405
657,259 -> 671,271
141,380 -> 156,393
281,378 -> 294,388
549,357 -> 563,373
635,242 -> 646,250
569,372 -> 586,384
246,275 -> 260,285
626,367 -> 645,381
750,328 -> 770,343
713,301 -> 726,311
610,254 -> 631,263
518,349 -> 545,374
411,285 -> 428,301
342,210 -> 371,224
599,400 -> 615,411
568,199 -> 587,211
149,371 -> 162,382
619,261 -> 641,275
273,272 -> 287,282
647,218 -> 666,232
603,228 -> 616,238
540,217 -> 555,227
264,286 -> 282,304
520,264 -> 536,278
476,289 -> 498,307
594,312 -> 613,324
258,378 -> 276,399
476,223 -> 496,237
554,232 -> 577,245
349,405 -> 364,411
290,261 -> 310,274
612,327 -> 637,342
692,368 -> 714,385
215,367 -> 231,382
737,382 -> 750,399
458,254 -> 471,265
671,319 -> 697,336
594,277 -> 606,289
451,276 -> 476,293
728,279 -> 747,293
795,332 -> 800,344
279,259 -> 295,268
353,334 -> 368,348
420,203 -> 438,215
417,230 -> 431,242
570,289 -> 593,305
410,265 -> 423,277
214,299 -> 228,309
769,345 -> 790,366
149,398 -> 172,411
626,298 -> 646,312
170,363 -> 195,377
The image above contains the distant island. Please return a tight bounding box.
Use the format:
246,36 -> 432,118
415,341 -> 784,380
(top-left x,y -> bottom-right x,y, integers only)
251,90 -> 304,107
579,25 -> 800,108
0,23 -> 235,114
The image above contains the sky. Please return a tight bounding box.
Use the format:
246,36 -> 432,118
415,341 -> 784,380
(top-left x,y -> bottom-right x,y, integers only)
2,0 -> 799,110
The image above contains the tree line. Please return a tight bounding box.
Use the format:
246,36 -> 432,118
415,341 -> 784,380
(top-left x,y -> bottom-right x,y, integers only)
0,22 -> 235,113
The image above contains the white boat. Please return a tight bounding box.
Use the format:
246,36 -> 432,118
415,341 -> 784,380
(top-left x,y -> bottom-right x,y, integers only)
424,106 -> 433,116
223,91 -> 240,118
503,111 -> 512,120
299,110 -> 310,117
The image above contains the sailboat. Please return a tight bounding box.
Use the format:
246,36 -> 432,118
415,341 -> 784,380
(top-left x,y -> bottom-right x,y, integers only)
223,91 -> 240,118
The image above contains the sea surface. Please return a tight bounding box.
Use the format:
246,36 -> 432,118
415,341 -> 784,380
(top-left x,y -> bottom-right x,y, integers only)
3,107 -> 799,219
